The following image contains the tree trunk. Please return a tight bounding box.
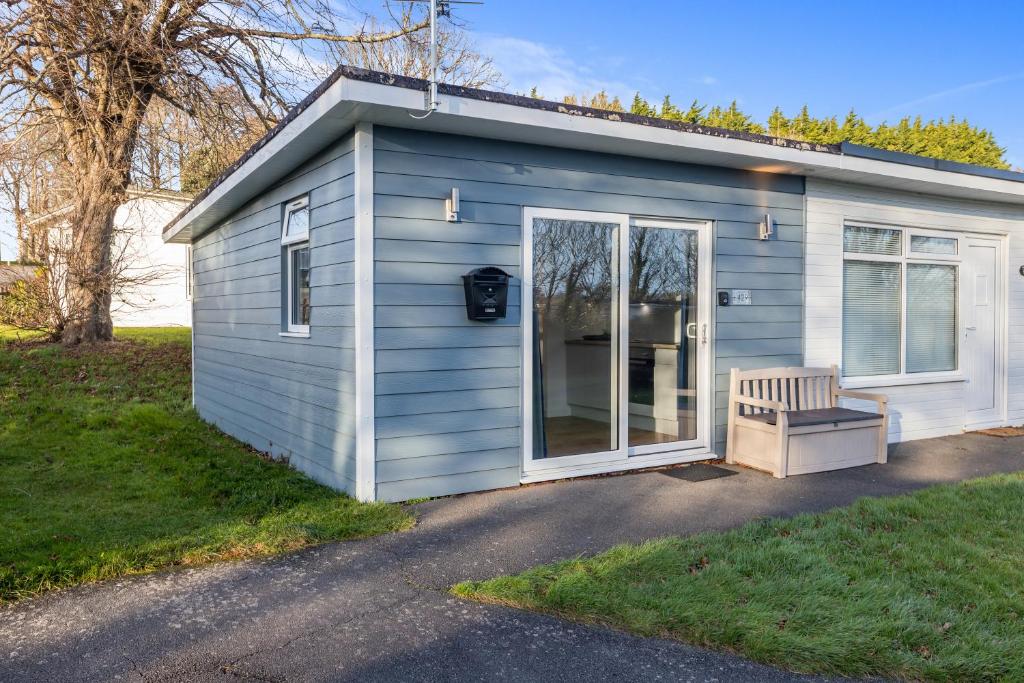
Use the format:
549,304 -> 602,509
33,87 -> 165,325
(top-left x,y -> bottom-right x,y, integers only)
60,166 -> 125,345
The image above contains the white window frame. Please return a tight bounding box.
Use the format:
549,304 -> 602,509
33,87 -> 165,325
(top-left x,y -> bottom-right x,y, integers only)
841,221 -> 962,386
281,196 -> 311,336
906,227 -> 960,261
281,196 -> 310,245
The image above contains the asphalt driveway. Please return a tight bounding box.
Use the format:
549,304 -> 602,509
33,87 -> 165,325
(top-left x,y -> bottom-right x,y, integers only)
2,432 -> 1022,682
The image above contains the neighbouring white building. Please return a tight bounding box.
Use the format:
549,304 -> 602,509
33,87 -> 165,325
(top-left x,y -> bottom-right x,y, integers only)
28,188 -> 193,327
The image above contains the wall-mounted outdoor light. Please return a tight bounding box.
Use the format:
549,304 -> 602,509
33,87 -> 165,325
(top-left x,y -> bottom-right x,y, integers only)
446,187 -> 460,222
759,212 -> 774,240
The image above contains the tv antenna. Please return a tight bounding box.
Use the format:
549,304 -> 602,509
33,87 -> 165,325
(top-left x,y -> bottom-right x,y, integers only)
402,0 -> 483,118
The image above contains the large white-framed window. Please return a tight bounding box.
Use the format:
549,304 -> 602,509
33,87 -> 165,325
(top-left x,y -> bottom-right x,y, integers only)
281,196 -> 311,336
842,222 -> 959,382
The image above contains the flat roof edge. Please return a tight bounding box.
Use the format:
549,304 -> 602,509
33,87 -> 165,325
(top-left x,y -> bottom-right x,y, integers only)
840,142 -> 1024,183
164,66 -> 1024,242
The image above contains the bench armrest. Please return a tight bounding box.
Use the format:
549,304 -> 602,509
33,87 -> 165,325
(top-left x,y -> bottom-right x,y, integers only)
834,388 -> 888,411
733,395 -> 787,413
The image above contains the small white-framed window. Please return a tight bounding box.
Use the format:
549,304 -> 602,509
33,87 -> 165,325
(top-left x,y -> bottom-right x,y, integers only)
910,234 -> 957,256
842,223 -> 959,380
282,196 -> 311,334
282,196 -> 310,245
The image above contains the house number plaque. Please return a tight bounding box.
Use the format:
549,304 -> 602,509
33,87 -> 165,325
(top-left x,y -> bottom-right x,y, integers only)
731,289 -> 752,305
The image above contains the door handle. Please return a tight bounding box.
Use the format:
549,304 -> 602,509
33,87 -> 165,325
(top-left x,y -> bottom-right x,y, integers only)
701,323 -> 708,345
686,322 -> 697,339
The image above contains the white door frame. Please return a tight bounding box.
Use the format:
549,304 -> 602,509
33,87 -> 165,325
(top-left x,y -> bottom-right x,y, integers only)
521,207 -> 629,475
520,207 -> 714,483
962,234 -> 1008,430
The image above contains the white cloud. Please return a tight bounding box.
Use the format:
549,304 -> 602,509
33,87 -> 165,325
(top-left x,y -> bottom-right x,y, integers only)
695,75 -> 717,86
869,72 -> 1024,120
476,34 -> 637,100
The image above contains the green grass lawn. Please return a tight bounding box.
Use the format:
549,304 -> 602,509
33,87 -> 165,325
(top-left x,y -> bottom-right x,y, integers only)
0,327 -> 412,602
0,324 -> 45,343
455,473 -> 1024,681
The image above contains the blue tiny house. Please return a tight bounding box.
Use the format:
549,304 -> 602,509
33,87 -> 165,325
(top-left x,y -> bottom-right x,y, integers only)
165,67 -> 1024,502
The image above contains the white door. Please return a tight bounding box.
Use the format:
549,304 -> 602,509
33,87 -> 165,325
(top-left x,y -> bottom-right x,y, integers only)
962,237 -> 1003,427
522,208 -> 712,478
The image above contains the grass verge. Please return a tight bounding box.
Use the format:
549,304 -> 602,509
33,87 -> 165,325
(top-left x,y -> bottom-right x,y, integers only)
455,473 -> 1024,680
1,327 -> 412,602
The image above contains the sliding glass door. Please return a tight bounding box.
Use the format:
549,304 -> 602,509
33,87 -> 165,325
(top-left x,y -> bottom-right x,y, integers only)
525,210 -> 626,469
523,209 -> 710,475
627,220 -> 703,453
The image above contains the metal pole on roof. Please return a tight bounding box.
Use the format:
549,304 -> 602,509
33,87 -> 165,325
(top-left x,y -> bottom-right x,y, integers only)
428,0 -> 438,111
408,0 -> 481,119
428,0 -> 440,112
409,0 -> 440,119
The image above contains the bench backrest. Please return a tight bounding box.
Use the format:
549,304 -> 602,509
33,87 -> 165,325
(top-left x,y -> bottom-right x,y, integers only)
731,365 -> 837,414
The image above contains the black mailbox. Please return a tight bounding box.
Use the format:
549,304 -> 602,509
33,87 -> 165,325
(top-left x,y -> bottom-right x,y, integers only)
462,267 -> 511,321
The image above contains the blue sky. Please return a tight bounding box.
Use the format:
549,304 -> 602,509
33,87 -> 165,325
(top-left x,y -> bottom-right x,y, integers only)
3,1 -> 1021,259
470,0 -> 1024,164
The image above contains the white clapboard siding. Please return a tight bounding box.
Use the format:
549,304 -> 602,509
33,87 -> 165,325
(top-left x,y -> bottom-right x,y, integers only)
109,196 -> 192,327
804,177 -> 1024,442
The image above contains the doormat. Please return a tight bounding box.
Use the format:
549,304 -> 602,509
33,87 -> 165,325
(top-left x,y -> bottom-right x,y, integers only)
973,426 -> 1024,438
664,463 -> 739,482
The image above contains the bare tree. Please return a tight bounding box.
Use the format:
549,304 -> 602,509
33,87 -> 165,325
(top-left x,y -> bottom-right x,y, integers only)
334,4 -> 502,89
0,0 -> 433,344
0,144 -> 31,262
0,125 -> 70,262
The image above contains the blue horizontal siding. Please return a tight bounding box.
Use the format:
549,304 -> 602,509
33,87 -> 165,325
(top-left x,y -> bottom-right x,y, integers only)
192,131 -> 358,496
372,126 -> 804,500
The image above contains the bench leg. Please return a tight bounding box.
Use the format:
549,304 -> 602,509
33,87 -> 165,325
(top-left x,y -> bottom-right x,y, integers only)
774,418 -> 789,479
725,429 -> 736,464
726,369 -> 738,464
877,416 -> 889,464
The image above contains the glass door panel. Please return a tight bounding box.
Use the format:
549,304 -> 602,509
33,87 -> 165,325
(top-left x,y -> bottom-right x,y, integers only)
531,216 -> 621,461
628,224 -> 700,448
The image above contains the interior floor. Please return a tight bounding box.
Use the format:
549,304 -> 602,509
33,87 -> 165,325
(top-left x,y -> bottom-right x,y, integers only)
540,415 -> 695,458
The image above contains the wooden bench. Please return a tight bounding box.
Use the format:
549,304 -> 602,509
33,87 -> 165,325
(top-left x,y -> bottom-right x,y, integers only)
726,365 -> 888,478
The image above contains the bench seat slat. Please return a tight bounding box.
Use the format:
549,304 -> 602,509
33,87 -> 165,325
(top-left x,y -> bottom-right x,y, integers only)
743,407 -> 884,428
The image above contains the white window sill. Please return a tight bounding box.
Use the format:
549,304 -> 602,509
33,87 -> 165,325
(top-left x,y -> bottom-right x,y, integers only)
841,373 -> 965,389
279,331 -> 310,338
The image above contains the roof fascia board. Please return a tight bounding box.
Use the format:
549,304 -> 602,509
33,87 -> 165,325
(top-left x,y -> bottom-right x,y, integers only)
165,73 -> 1024,242
162,76 -> 368,243
368,83 -> 1024,203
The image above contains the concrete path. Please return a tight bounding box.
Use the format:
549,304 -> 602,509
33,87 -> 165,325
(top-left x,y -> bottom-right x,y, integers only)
2,432 -> 1022,682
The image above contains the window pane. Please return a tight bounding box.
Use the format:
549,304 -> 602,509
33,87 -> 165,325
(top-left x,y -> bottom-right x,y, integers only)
531,217 -> 619,459
910,234 -> 957,255
906,264 -> 956,373
627,226 -> 699,447
291,247 -> 311,326
286,207 -> 309,240
843,260 -> 900,376
844,226 -> 901,256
